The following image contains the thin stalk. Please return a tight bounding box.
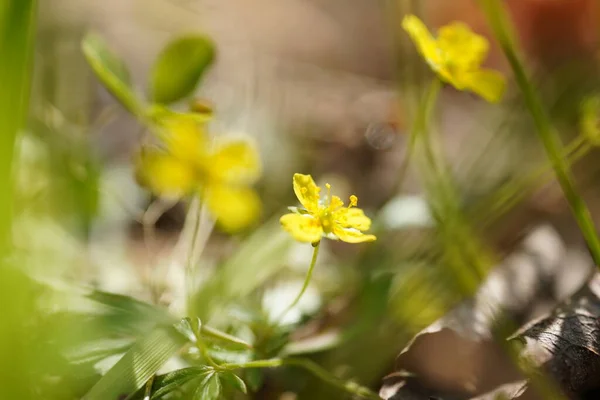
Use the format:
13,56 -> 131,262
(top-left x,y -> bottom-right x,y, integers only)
275,241 -> 321,324
142,374 -> 155,400
196,336 -> 220,369
412,79 -> 489,292
200,325 -> 253,349
185,199 -> 203,315
179,197 -> 214,316
479,0 -> 600,267
221,357 -> 380,400
142,198 -> 177,303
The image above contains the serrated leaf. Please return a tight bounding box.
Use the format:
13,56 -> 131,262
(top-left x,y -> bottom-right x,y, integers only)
174,317 -> 197,343
81,33 -> 142,115
220,372 -> 247,394
149,367 -> 211,399
149,35 -> 215,104
194,372 -> 221,400
87,290 -> 175,337
83,326 -> 188,400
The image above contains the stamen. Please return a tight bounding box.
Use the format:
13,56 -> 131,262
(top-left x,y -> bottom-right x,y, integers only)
349,195 -> 358,208
325,183 -> 331,206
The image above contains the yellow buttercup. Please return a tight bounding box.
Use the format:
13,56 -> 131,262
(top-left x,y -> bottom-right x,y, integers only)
136,114 -> 261,233
280,174 -> 376,244
402,14 -> 506,103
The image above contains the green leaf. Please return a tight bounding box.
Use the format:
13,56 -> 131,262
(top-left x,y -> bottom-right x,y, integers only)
149,367 -> 211,399
194,372 -> 221,400
173,317 -> 198,343
124,367 -> 213,400
245,368 -> 264,393
81,33 -> 142,115
87,290 -> 175,337
149,35 -> 215,104
83,325 -> 188,400
220,372 -> 247,394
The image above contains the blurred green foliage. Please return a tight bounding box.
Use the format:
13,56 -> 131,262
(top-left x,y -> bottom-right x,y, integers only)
3,1 -> 600,400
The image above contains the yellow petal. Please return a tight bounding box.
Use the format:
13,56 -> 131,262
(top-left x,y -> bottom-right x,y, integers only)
401,15 -> 443,71
466,69 -> 506,103
205,184 -> 261,233
135,147 -> 197,197
333,226 -> 376,244
437,22 -> 488,70
333,207 -> 372,231
293,174 -> 321,213
280,213 -> 323,243
161,116 -> 207,163
207,139 -> 262,185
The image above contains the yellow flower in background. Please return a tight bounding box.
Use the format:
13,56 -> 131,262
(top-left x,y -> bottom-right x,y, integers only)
136,114 -> 262,232
402,14 -> 506,103
280,174 -> 376,244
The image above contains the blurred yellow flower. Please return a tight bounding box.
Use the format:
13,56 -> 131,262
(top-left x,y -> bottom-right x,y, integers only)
136,114 -> 262,232
280,174 -> 376,244
402,14 -> 506,103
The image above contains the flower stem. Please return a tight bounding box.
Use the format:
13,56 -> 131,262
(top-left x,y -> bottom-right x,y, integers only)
413,79 -> 489,292
185,199 -> 203,315
478,0 -> 600,267
196,335 -> 220,369
220,357 -> 380,400
275,241 -> 321,324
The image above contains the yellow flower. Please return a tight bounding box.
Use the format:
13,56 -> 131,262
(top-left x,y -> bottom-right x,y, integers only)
402,14 -> 505,103
280,174 -> 376,244
136,113 -> 262,233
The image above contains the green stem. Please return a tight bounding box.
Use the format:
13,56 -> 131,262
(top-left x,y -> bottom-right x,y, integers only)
185,199 -> 202,315
275,241 -> 321,324
221,357 -> 380,400
200,325 -> 253,349
413,79 -> 488,292
479,0 -> 600,266
143,374 -> 155,400
196,336 -> 220,369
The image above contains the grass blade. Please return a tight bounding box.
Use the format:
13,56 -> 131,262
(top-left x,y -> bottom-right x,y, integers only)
0,0 -> 37,244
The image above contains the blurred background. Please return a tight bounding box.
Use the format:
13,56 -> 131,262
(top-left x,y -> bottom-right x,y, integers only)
2,0 -> 600,399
